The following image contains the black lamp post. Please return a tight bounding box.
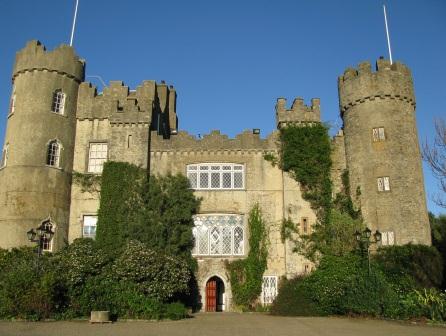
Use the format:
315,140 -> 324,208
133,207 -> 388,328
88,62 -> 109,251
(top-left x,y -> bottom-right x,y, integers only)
354,227 -> 382,275
26,220 -> 55,257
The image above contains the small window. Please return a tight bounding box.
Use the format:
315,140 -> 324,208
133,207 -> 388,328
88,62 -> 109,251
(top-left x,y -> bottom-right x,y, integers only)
83,215 -> 97,239
303,263 -> 311,274
381,231 -> 395,246
372,127 -> 386,142
9,91 -> 16,115
40,220 -> 55,252
301,217 -> 309,234
261,276 -> 278,305
46,140 -> 61,167
51,90 -> 66,115
88,143 -> 108,173
377,176 -> 390,192
1,144 -> 8,168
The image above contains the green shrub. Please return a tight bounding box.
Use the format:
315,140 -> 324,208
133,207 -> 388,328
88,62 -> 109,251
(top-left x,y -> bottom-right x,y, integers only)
270,277 -> 323,316
0,248 -> 67,320
374,244 -> 443,289
112,240 -> 191,302
164,302 -> 188,320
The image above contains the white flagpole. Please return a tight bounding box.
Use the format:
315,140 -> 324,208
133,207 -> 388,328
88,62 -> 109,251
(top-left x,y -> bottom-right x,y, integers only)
383,4 -> 393,64
69,0 -> 79,46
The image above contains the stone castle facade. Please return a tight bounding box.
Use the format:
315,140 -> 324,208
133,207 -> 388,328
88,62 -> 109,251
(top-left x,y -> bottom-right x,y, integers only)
0,41 -> 432,311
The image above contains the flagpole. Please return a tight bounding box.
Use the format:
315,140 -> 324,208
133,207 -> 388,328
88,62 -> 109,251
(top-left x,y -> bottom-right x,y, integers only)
70,0 -> 79,46
383,4 -> 393,64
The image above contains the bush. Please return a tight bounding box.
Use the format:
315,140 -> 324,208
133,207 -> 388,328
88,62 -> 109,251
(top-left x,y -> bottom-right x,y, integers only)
271,254 -> 397,317
112,240 -> 191,302
270,277 -> 322,316
374,244 -> 443,289
0,247 -> 67,320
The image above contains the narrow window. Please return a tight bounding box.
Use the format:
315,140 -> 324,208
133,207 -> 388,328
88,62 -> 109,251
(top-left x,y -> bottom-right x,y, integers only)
51,90 -> 66,115
1,144 -> 8,168
82,215 -> 98,239
9,91 -> 16,115
372,127 -> 386,142
88,143 -> 108,173
46,140 -> 61,167
301,217 -> 309,234
261,276 -> 278,305
377,176 -> 390,191
303,263 -> 311,274
127,134 -> 132,148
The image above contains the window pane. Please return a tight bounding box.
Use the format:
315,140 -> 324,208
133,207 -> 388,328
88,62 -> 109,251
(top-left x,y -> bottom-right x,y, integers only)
222,226 -> 232,254
222,172 -> 232,188
192,227 -> 198,255
262,276 -> 278,304
198,226 -> 209,254
83,215 -> 97,239
234,226 -> 244,255
188,172 -> 197,188
88,143 -> 108,173
199,172 -> 209,188
211,172 -> 220,188
210,226 -> 221,255
379,127 -> 385,140
234,172 -> 243,188
383,177 -> 390,191
388,231 -> 395,245
377,177 -> 384,191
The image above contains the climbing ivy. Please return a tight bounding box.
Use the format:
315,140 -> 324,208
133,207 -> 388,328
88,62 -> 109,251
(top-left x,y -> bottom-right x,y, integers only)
226,204 -> 268,309
333,170 -> 361,220
72,171 -> 102,194
280,124 -> 332,221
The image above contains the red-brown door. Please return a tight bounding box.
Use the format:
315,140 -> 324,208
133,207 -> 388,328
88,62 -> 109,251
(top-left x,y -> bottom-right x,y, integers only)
206,279 -> 217,312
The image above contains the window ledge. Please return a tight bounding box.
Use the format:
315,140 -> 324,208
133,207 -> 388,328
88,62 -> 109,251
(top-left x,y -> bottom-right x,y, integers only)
45,165 -> 63,171
50,111 -> 67,117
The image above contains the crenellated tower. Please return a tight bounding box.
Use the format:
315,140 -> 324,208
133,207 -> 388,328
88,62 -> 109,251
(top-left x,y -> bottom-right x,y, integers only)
275,97 -> 320,129
338,59 -> 431,245
0,40 -> 85,250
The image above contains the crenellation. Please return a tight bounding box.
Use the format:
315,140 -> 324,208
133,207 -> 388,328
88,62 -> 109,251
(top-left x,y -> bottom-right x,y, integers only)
276,97 -> 320,128
13,40 -> 84,83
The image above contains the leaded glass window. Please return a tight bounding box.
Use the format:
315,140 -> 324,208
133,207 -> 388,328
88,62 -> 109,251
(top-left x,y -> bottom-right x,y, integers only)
41,220 -> 54,252
377,176 -> 390,191
187,163 -> 244,190
192,214 -> 244,256
381,231 -> 395,246
261,276 -> 278,305
372,127 -> 386,142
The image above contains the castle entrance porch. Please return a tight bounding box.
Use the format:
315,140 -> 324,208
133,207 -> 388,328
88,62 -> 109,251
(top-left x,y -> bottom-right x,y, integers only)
205,276 -> 225,312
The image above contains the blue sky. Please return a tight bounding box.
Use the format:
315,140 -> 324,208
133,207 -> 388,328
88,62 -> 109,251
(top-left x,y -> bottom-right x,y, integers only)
0,0 -> 445,214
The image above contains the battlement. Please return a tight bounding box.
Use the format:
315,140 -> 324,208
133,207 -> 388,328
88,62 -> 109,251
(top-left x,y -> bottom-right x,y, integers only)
151,129 -> 277,152
276,97 -> 320,129
338,59 -> 415,115
13,40 -> 85,82
77,80 -> 177,131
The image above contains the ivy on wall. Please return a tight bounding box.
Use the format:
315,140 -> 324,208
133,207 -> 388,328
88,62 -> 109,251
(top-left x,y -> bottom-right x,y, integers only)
72,172 -> 102,194
226,204 -> 268,309
95,161 -> 200,266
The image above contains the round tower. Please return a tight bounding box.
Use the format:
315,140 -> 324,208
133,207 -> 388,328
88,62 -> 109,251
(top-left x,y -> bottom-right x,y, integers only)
338,58 -> 431,245
0,40 -> 84,250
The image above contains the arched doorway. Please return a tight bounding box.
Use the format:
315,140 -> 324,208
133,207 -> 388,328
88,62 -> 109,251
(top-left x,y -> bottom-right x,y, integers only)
205,276 -> 225,312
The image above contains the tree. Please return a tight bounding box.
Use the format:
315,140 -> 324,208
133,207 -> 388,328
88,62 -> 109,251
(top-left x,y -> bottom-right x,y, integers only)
423,119 -> 446,208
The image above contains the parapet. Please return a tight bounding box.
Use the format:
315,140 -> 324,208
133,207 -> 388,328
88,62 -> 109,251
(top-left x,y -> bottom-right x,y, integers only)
338,59 -> 415,115
151,129 -> 277,152
276,97 -> 320,129
13,40 -> 85,82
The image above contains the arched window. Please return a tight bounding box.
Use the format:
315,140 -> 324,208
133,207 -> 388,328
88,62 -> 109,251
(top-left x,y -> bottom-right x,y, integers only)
192,214 -> 244,256
1,144 -> 8,168
51,90 -> 66,115
40,220 -> 55,252
46,140 -> 61,167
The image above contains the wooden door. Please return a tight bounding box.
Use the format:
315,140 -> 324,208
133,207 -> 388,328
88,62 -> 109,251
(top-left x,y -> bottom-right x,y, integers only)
206,279 -> 217,312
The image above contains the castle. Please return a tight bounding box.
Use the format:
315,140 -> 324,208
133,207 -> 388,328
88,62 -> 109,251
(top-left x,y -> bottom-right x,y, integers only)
0,40 -> 431,312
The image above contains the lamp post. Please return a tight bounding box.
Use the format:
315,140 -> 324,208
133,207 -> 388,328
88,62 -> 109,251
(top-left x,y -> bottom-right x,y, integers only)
354,228 -> 382,275
26,220 -> 55,258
